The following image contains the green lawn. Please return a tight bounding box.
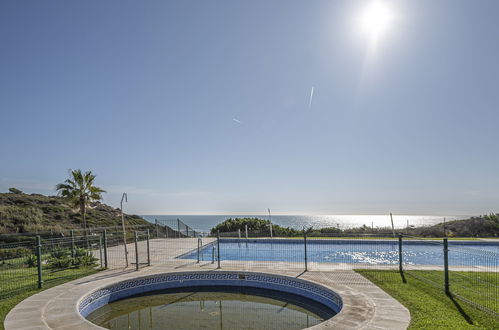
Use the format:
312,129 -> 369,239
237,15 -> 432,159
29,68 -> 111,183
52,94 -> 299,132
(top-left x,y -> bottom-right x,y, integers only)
269,236 -> 481,240
356,270 -> 498,329
0,266 -> 99,330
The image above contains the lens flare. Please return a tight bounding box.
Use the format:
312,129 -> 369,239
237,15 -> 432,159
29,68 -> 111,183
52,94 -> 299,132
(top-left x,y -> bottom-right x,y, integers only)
360,0 -> 394,41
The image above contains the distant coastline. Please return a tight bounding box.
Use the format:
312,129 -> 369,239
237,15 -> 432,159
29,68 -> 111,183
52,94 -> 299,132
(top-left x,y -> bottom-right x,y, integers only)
141,214 -> 469,232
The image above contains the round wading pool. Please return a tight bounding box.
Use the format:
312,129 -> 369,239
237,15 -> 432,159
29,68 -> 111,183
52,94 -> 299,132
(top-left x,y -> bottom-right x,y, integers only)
79,271 -> 342,330
87,286 -> 335,329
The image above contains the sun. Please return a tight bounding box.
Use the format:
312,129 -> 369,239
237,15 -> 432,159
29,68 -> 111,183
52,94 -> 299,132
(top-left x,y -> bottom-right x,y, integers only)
359,0 -> 394,42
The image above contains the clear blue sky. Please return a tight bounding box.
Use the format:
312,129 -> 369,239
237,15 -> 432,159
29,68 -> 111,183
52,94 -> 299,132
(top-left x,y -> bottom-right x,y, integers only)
1,0 -> 498,215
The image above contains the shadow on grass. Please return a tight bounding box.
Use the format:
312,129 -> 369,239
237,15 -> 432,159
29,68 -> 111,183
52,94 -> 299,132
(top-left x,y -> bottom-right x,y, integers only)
448,294 -> 474,325
399,271 -> 407,283
400,270 -> 473,325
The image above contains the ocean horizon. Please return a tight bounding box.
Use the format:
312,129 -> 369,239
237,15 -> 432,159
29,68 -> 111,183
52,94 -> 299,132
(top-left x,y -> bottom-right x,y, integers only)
141,214 -> 469,232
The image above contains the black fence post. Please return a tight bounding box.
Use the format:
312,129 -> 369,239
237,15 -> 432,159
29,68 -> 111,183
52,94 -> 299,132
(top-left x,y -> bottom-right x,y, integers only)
85,227 -> 90,250
134,231 -> 139,271
398,234 -> 403,274
70,230 -> 75,258
50,228 -> 54,250
103,230 -> 108,269
197,238 -> 201,263
217,231 -> 221,269
36,236 -> 43,289
146,230 -> 151,267
155,219 -> 159,238
177,219 -> 180,238
443,238 -> 450,295
304,232 -> 308,272
99,234 -> 103,269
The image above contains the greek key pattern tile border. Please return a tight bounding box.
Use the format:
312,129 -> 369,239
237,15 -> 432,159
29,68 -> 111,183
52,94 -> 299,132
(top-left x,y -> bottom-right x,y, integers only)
79,272 -> 342,317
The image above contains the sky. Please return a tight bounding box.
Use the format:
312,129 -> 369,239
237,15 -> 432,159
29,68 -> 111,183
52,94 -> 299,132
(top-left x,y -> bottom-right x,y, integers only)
1,0 -> 498,216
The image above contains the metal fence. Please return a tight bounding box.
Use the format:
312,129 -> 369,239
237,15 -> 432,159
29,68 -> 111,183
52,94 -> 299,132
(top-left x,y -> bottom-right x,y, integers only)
0,234 -> 103,300
0,228 -> 152,300
1,226 -> 497,319
203,231 -> 498,317
154,218 -> 204,238
401,235 -> 498,316
209,230 -> 402,271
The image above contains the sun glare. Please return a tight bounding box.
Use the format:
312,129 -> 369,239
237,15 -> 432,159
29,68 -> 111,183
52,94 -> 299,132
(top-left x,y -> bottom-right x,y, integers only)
360,0 -> 394,42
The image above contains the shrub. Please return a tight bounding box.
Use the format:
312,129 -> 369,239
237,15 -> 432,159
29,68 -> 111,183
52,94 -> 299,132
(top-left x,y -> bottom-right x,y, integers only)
74,255 -> 98,267
24,254 -> 37,268
0,247 -> 32,260
72,248 -> 98,267
49,247 -> 70,259
47,256 -> 73,269
46,248 -> 72,269
46,247 -> 98,269
8,188 -> 23,194
484,213 -> 499,224
211,217 -> 302,236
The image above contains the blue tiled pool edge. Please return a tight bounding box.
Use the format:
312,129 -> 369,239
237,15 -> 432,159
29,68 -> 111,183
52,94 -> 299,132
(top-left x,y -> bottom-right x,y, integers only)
78,271 -> 343,319
218,238 -> 499,246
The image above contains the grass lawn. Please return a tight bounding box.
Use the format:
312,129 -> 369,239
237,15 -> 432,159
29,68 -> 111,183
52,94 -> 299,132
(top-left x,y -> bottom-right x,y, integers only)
273,236 -> 481,240
0,267 -> 99,330
356,270 -> 498,329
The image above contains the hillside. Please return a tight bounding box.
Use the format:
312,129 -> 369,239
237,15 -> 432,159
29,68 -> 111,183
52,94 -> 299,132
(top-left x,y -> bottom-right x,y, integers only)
0,191 -> 151,235
409,216 -> 499,238
211,216 -> 499,238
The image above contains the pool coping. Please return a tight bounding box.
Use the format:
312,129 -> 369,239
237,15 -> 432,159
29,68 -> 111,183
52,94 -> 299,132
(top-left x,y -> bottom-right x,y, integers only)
78,271 -> 343,320
4,264 -> 410,330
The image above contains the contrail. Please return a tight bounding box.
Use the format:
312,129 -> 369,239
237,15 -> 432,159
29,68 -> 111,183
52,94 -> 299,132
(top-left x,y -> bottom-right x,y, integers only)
232,117 -> 242,124
308,86 -> 314,108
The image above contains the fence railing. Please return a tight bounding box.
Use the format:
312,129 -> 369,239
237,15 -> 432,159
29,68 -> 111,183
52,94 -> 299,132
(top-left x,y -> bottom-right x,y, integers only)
154,218 -> 204,238
0,234 -> 103,300
400,235 -> 498,316
1,226 -> 497,319
0,228 -> 153,300
203,231 -> 498,317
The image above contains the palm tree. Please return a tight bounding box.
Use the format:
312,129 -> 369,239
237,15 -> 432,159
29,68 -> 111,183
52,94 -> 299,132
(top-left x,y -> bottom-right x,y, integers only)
56,170 -> 105,236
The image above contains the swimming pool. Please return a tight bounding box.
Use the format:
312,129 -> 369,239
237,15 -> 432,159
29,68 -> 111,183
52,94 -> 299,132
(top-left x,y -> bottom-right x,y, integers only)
180,239 -> 499,266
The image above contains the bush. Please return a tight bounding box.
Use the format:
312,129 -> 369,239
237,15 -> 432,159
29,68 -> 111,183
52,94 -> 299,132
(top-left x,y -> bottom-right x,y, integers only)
8,188 -> 23,194
47,256 -> 73,269
72,248 -> 98,267
46,247 -> 98,269
49,247 -> 70,259
211,217 -> 302,236
484,213 -> 499,224
47,248 -> 71,269
0,247 -> 32,260
73,255 -> 98,267
24,254 -> 37,268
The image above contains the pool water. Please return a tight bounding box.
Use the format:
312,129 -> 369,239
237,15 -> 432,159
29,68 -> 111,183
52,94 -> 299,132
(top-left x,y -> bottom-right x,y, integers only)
87,287 -> 335,330
182,240 -> 499,266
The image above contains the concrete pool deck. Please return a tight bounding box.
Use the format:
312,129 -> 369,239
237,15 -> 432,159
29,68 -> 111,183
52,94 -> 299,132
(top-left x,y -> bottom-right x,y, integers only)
5,261 -> 410,329
7,236 -> 498,329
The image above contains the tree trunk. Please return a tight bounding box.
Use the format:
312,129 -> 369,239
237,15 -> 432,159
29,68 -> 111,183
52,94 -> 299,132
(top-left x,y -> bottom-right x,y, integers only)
80,198 -> 88,247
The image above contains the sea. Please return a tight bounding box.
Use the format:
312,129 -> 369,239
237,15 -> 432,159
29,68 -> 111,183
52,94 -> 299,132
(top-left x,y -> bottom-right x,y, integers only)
141,214 -> 468,233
